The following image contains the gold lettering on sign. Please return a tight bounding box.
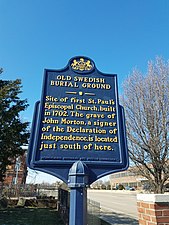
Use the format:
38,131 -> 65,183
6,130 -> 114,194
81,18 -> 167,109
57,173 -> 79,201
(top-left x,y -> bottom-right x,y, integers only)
49,74 -> 111,90
40,142 -> 57,151
60,143 -> 81,150
50,80 -> 79,88
40,73 -> 119,153
74,77 -> 105,83
81,83 -> 111,89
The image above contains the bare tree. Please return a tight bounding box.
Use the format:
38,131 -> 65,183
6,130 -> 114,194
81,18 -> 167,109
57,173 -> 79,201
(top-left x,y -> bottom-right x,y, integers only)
121,57 -> 169,193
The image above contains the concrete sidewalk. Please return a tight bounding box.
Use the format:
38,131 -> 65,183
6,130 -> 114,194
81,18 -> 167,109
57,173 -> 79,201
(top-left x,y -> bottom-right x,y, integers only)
100,211 -> 139,225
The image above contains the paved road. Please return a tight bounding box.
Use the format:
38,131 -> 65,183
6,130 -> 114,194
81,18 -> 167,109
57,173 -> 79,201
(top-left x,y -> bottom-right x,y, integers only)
87,190 -> 139,225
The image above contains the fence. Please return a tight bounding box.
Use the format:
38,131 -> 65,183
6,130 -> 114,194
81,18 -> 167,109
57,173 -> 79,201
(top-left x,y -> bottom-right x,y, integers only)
0,184 -> 37,198
88,198 -> 101,225
58,188 -> 101,225
58,188 -> 69,225
0,184 -> 59,198
1,185 -> 101,225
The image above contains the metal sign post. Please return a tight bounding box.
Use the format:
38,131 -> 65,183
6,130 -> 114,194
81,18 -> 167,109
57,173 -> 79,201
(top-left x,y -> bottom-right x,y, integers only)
68,161 -> 88,225
27,56 -> 129,225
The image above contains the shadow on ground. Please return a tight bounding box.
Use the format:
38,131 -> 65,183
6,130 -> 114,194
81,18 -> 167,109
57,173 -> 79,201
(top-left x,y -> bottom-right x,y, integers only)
100,211 -> 139,225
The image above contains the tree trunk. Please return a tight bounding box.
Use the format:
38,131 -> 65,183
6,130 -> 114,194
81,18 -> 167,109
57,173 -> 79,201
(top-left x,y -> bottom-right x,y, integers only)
154,182 -> 164,194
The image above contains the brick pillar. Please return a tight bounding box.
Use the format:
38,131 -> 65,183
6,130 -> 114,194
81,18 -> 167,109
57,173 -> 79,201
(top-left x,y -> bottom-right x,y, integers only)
137,194 -> 169,225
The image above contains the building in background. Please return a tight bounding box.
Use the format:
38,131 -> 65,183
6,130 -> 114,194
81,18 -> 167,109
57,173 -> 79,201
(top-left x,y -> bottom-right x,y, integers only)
110,166 -> 148,190
3,153 -> 27,186
2,146 -> 28,186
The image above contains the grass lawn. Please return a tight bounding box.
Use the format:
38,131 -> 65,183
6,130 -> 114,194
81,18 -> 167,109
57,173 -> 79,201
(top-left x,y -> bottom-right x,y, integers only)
0,208 -> 110,225
0,208 -> 64,225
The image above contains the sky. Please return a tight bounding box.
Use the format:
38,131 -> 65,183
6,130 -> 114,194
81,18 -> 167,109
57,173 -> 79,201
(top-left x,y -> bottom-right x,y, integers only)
1,0 -> 169,184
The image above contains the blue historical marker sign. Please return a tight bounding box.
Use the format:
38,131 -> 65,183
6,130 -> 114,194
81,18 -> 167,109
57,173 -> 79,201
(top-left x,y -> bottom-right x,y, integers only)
27,56 -> 129,184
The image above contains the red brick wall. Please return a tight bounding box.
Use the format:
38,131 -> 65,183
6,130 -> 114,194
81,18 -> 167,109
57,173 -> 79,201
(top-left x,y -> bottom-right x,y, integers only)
137,200 -> 169,225
3,154 -> 27,185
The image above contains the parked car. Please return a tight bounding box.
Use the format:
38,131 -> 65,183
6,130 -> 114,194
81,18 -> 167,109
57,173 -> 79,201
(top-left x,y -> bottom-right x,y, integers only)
125,186 -> 130,190
129,187 -> 135,191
